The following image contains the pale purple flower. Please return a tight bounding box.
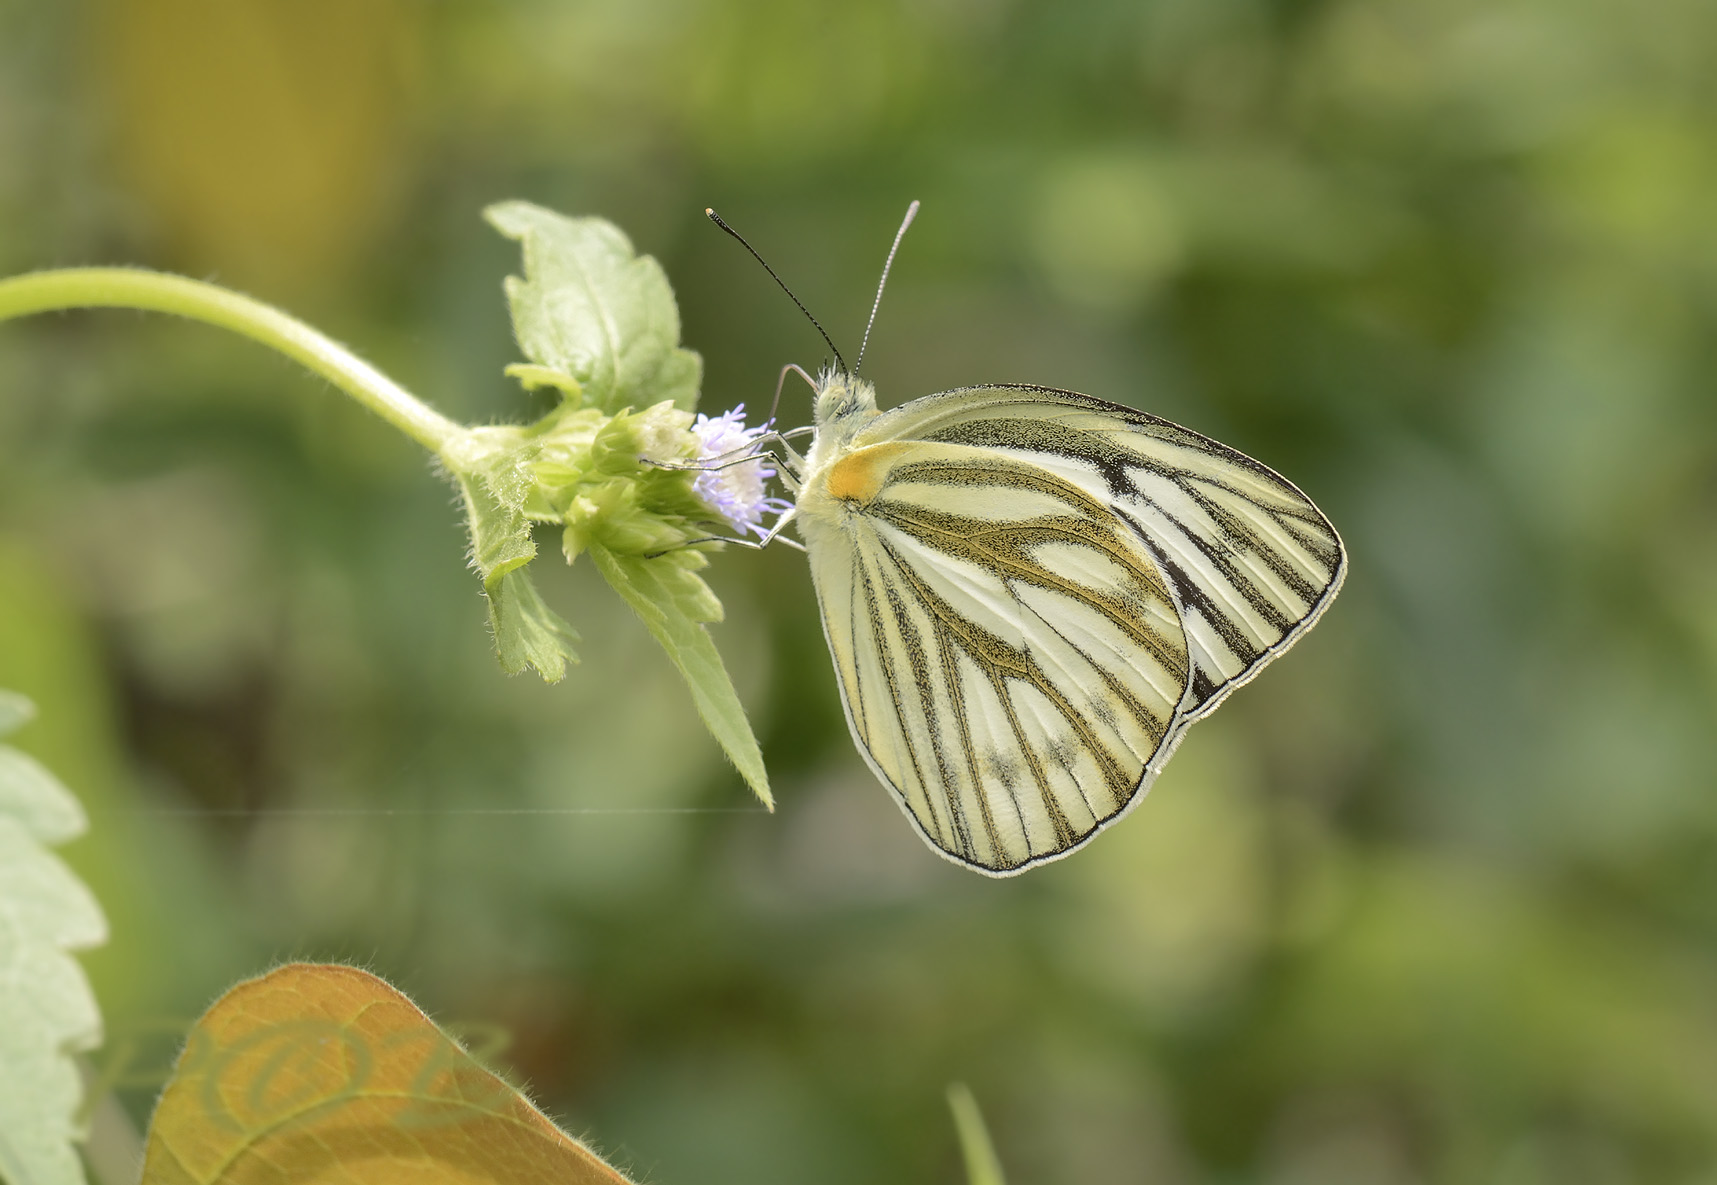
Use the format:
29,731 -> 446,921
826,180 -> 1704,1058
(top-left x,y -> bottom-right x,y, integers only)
690,405 -> 792,537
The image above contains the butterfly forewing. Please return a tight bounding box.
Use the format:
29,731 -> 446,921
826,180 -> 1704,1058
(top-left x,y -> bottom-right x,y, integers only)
801,438 -> 1192,873
865,386 -> 1347,718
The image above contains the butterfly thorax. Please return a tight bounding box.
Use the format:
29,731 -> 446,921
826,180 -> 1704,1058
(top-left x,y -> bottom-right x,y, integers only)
791,370 -> 893,542
803,369 -> 882,477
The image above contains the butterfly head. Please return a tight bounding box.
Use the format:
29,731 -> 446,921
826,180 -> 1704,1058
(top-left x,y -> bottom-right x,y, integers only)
813,367 -> 879,427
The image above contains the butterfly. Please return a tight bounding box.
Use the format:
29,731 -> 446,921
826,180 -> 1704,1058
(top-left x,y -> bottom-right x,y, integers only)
708,204 -> 1346,876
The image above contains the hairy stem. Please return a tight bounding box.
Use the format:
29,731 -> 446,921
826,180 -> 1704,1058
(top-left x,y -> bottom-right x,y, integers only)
0,267 -> 461,452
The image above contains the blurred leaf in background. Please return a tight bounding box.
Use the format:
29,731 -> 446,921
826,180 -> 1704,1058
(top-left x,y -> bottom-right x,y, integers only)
140,963 -> 632,1185
4,0 -> 1717,1181
89,0 -> 422,298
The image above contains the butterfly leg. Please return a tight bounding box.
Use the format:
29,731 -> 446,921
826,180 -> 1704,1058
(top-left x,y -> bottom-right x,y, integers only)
641,426 -> 812,476
769,363 -> 821,424
647,507 -> 803,556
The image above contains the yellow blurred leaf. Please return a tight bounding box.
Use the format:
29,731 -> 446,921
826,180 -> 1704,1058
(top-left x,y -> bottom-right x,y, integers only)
93,0 -> 422,293
140,963 -> 632,1185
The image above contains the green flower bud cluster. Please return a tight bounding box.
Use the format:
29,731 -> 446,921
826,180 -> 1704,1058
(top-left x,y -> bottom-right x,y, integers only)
432,203 -> 771,805
444,394 -> 726,636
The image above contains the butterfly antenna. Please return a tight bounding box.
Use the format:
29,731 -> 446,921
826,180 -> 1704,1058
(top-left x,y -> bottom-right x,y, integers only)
854,199 -> 919,375
706,208 -> 848,374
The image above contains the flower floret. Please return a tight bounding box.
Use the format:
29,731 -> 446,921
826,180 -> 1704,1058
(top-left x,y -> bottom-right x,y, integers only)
689,405 -> 792,537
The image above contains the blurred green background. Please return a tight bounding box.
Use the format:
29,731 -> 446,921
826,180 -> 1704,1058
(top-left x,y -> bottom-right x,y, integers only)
4,0 -> 1717,1181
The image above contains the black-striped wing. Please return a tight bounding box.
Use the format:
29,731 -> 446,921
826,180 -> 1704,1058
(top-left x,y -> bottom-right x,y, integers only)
868,386 -> 1347,719
797,385 -> 1344,875
800,439 -> 1192,873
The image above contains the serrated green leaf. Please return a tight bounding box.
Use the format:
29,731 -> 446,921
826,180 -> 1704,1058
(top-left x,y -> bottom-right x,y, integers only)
455,468 -> 537,586
444,425 -> 581,681
0,692 -> 106,1185
488,569 -> 581,683
485,202 -> 703,414
947,1084 -> 1007,1185
588,546 -> 771,809
445,424 -> 541,579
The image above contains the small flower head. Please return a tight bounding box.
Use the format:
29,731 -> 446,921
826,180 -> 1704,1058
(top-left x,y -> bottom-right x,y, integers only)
689,405 -> 792,537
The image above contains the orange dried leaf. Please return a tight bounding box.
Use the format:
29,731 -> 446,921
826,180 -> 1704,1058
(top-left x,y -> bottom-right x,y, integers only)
140,963 -> 633,1185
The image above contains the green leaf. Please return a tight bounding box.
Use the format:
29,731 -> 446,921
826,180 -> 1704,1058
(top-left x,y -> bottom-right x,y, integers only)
489,569 -> 581,683
503,363 -> 583,401
446,425 -> 540,580
444,425 -> 581,682
588,546 -> 771,809
0,693 -> 107,1185
947,1084 -> 1007,1185
485,202 -> 702,414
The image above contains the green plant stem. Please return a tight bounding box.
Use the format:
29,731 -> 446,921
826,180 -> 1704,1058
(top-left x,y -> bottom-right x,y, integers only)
947,1083 -> 1007,1185
0,267 -> 461,453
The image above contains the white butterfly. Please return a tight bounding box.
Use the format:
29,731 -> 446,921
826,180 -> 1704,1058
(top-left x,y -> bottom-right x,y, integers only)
709,204 -> 1345,876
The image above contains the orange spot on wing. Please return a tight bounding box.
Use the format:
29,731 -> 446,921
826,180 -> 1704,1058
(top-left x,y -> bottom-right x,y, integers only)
824,442 -> 914,504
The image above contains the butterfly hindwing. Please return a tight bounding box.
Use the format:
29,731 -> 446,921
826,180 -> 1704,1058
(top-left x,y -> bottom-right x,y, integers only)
802,436 -> 1192,874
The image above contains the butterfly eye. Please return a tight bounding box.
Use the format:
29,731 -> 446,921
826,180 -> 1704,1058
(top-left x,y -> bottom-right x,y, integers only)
814,387 -> 850,421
